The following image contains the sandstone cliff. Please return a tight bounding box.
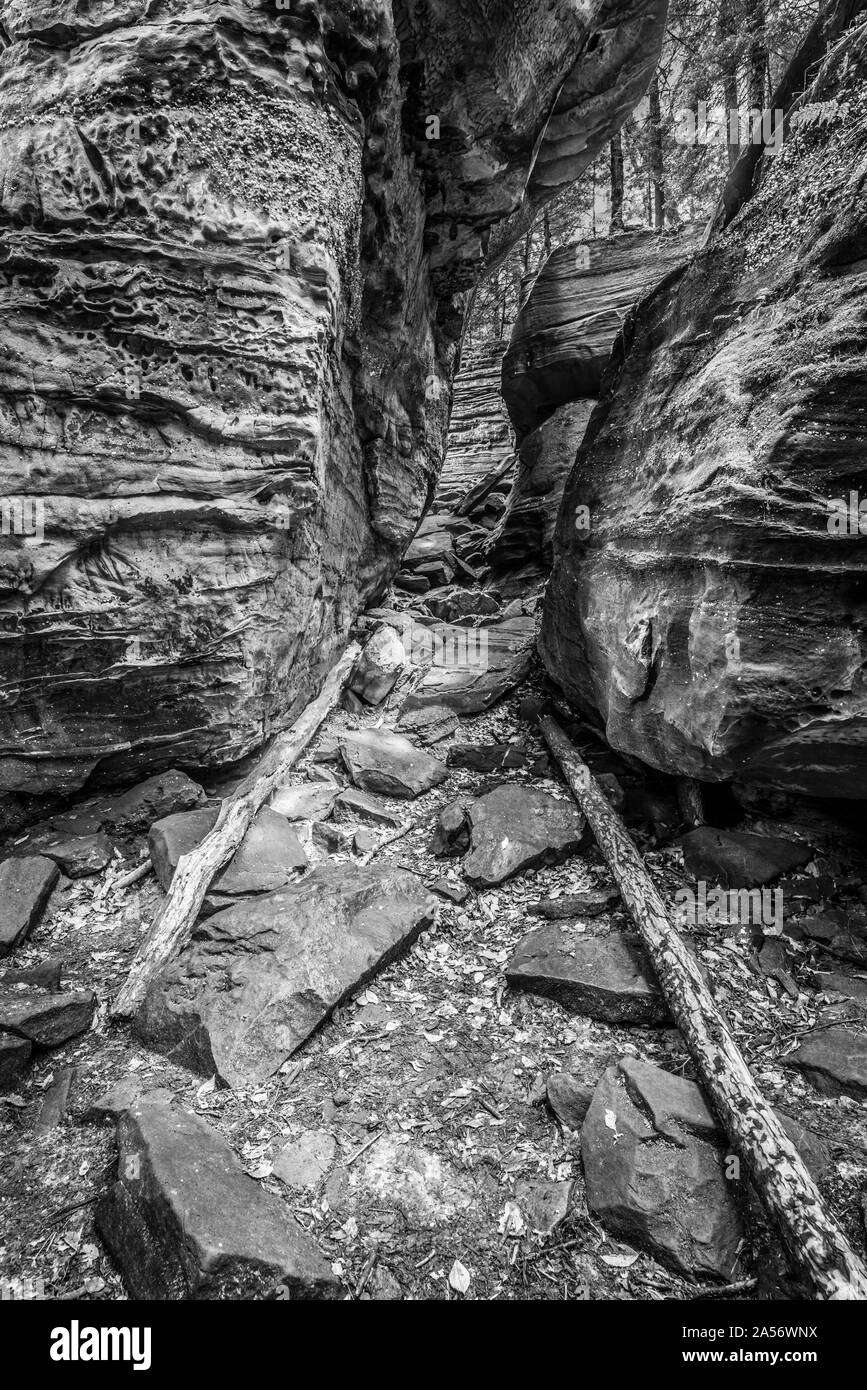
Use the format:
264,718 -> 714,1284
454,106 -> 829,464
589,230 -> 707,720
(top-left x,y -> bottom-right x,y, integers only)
540,21 -> 867,798
0,0 -> 666,823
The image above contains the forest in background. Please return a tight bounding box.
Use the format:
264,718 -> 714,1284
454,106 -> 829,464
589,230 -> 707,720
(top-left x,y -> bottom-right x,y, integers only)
468,0 -> 823,346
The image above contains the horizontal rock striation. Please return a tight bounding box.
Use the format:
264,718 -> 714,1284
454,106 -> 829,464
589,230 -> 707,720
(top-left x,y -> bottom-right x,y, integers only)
0,0 -> 667,825
488,228 -> 700,581
540,23 -> 867,797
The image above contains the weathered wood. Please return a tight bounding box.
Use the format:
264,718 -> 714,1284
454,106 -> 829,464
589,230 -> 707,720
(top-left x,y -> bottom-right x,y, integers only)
539,712 -> 867,1301
111,643 -> 361,1020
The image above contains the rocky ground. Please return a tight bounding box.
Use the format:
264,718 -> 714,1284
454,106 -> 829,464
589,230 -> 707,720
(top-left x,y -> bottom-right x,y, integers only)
1,499 -> 866,1300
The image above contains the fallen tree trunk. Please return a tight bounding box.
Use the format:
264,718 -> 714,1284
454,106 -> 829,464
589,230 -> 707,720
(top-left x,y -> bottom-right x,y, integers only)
539,712 -> 867,1300
111,642 -> 361,1020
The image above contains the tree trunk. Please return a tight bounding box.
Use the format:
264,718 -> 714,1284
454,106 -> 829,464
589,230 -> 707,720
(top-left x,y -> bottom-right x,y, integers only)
111,642 -> 361,1019
647,73 -> 666,229
609,131 -> 625,233
718,0 -> 742,170
539,713 -> 867,1300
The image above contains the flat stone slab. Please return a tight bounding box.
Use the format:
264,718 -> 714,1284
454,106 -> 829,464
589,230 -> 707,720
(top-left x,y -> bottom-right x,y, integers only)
87,769 -> 205,834
680,827 -> 812,890
95,1093 -> 337,1299
0,856 -> 59,956
38,833 -> 113,879
339,729 -> 448,799
400,615 -> 535,715
268,784 -> 337,822
463,784 -> 585,888
506,925 -> 668,1024
446,743 -> 528,771
136,863 -> 436,1087
0,986 -> 96,1047
1,959 -> 63,991
395,703 -> 459,746
149,806 -> 307,907
785,1025 -> 867,1099
333,789 -> 402,828
581,1058 -> 743,1280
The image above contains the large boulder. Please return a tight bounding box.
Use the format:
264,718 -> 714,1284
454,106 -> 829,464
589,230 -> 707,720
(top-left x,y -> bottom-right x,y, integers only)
0,0 -> 667,828
540,27 -> 867,798
136,862 -> 436,1086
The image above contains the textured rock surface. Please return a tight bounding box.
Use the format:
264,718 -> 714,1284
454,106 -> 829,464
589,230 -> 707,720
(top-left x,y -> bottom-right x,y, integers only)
463,784 -> 585,887
0,0 -> 666,822
785,1025 -> 867,1099
0,986 -> 96,1047
0,856 -> 59,956
136,863 -> 435,1085
581,1058 -> 743,1280
680,828 -> 812,889
540,30 -> 867,797
96,1092 -> 337,1299
486,401 -> 593,579
502,230 -> 702,442
148,805 -> 307,907
401,615 -> 536,713
435,343 -> 515,511
506,925 -> 668,1023
339,729 -> 448,799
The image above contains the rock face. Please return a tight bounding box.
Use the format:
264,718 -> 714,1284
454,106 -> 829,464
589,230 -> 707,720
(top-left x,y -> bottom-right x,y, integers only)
581,1058 -> 743,1280
540,29 -> 867,798
502,230 -> 701,442
488,229 -> 700,581
136,863 -> 435,1086
435,343 -> 515,512
486,402 -> 593,580
96,1092 -> 337,1299
0,0 -> 667,826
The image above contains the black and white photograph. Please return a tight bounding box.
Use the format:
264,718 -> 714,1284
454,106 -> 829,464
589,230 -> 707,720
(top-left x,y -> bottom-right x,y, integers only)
0,0 -> 865,1363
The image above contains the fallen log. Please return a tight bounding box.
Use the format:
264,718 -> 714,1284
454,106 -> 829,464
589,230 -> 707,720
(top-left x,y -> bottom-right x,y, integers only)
111,642 -> 361,1020
539,712 -> 867,1301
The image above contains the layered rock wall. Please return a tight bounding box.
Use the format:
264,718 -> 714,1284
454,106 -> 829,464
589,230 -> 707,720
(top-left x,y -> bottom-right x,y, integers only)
0,0 -> 667,823
540,23 -> 867,797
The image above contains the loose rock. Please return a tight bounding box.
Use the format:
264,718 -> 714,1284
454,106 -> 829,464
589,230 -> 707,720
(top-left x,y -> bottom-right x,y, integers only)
96,1093 -> 337,1299
463,784 -> 585,888
506,925 -> 668,1024
0,856 -> 59,956
339,729 -> 448,800
136,864 -> 436,1086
